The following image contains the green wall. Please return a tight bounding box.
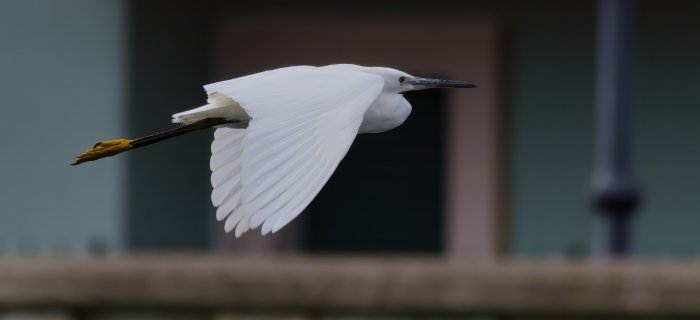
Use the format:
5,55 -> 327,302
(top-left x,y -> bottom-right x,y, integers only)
508,1 -> 700,257
0,0 -> 127,254
508,6 -> 596,256
633,2 -> 700,256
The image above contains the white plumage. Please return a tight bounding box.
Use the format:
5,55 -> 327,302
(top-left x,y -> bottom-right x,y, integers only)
169,64 -> 474,237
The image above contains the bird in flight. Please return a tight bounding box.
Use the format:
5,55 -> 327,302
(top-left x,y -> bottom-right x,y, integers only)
73,64 -> 475,237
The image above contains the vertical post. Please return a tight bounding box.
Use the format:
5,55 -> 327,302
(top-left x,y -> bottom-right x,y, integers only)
590,0 -> 641,258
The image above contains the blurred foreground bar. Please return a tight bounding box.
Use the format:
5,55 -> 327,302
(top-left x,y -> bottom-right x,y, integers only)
3,255 -> 700,317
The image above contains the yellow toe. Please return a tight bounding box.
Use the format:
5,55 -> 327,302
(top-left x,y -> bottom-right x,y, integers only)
72,139 -> 134,165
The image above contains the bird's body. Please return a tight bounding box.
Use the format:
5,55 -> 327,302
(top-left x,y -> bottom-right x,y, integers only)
73,64 -> 475,237
172,65 -> 413,133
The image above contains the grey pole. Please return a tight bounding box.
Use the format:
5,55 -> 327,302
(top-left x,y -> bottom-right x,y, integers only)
590,0 -> 642,258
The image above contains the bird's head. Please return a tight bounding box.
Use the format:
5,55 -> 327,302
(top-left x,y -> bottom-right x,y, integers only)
359,66 -> 477,93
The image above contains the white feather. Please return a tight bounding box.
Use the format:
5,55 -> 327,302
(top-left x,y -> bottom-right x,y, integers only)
205,66 -> 384,235
224,206 -> 246,233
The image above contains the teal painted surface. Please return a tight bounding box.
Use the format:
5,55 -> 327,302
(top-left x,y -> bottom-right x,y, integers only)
0,0 -> 126,254
632,5 -> 700,256
509,16 -> 596,257
509,2 -> 700,257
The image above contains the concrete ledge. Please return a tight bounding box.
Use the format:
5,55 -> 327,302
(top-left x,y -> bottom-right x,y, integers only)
2,256 -> 700,316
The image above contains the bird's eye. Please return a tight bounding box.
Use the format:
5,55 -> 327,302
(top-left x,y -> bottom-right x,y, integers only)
399,76 -> 408,85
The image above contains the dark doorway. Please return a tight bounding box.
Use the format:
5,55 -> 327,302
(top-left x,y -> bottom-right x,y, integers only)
304,90 -> 446,254
127,0 -> 214,251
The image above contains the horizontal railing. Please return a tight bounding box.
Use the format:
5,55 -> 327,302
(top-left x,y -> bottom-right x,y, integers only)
1,255 -> 700,318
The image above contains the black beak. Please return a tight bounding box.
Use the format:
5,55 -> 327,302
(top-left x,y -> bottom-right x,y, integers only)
408,77 -> 477,89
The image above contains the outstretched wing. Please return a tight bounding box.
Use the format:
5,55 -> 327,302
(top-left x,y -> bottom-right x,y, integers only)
206,67 -> 384,237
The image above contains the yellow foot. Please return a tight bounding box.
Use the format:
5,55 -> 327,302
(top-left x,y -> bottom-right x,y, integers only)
72,139 -> 134,165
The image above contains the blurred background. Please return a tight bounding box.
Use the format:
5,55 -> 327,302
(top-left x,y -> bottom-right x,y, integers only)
1,0 -> 700,318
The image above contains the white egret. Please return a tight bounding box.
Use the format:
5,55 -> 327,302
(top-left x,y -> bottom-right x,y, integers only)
73,64 -> 475,237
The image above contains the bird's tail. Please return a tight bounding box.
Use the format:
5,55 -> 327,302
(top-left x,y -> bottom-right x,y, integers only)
71,118 -> 236,166
172,93 -> 248,125
171,103 -> 222,124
